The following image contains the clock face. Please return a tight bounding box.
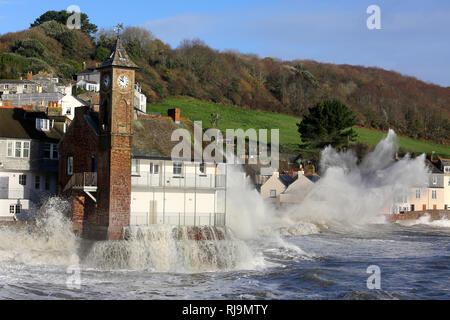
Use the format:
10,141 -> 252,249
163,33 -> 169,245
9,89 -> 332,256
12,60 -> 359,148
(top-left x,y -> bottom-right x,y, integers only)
103,75 -> 110,89
117,75 -> 129,89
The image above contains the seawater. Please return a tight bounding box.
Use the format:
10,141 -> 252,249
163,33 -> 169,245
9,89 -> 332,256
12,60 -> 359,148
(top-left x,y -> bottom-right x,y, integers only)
0,130 -> 448,300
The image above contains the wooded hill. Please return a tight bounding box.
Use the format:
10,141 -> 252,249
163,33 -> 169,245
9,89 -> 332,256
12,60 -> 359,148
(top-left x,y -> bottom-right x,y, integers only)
0,17 -> 448,145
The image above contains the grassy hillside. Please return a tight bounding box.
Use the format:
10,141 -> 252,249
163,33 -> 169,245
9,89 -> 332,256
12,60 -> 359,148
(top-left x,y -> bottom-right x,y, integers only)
148,97 -> 450,157
1,21 -> 449,145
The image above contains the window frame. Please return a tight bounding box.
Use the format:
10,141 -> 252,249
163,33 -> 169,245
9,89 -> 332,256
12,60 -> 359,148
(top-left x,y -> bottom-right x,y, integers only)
7,140 -> 31,159
131,159 -> 140,175
19,174 -> 27,186
270,189 -> 277,198
432,190 -> 437,200
173,162 -> 183,176
67,156 -> 73,176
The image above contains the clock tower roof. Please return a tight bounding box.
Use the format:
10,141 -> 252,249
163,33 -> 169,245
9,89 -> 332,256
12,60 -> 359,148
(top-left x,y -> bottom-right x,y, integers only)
97,37 -> 138,70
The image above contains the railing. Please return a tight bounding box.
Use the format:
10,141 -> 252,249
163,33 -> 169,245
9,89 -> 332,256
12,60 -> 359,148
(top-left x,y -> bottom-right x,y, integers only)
131,173 -> 226,189
130,211 -> 226,227
64,172 -> 97,191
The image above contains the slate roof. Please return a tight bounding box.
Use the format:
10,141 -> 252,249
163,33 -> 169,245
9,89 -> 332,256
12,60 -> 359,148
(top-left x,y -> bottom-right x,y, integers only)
305,174 -> 320,183
97,37 -> 138,70
426,159 -> 443,174
0,80 -> 36,84
80,109 -> 216,162
0,108 -> 63,142
278,174 -> 295,187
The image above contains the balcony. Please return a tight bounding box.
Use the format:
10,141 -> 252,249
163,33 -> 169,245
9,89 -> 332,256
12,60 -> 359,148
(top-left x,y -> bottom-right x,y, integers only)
131,173 -> 226,190
64,172 -> 97,192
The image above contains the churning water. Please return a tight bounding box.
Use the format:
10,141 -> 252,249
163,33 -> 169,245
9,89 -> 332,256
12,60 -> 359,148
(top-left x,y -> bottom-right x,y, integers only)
0,131 -> 449,299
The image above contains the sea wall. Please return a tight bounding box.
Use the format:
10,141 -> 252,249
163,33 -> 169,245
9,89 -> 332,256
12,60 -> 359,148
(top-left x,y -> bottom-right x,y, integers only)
389,210 -> 450,222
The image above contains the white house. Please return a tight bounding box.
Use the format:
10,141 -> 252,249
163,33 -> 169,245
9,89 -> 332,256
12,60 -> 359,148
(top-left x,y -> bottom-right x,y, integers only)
0,108 -> 64,220
279,173 -> 316,205
60,85 -> 89,120
134,83 -> 147,113
76,67 -> 100,92
260,171 -> 294,205
129,115 -> 226,226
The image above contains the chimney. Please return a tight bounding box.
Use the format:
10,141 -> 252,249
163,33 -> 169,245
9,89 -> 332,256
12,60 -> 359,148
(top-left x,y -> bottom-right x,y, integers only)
273,168 -> 279,178
168,108 -> 181,123
82,61 -> 86,70
27,72 -> 32,81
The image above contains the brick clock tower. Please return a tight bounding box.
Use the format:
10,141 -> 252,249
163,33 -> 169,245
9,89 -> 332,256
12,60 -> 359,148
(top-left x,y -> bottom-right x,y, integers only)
96,33 -> 138,240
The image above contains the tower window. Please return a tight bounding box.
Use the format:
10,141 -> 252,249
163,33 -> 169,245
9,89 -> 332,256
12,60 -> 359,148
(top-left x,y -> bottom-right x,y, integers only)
67,156 -> 73,176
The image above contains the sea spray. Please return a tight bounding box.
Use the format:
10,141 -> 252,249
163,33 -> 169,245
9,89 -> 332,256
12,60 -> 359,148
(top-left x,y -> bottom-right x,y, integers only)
0,197 -> 79,266
82,225 -> 264,272
281,130 -> 430,227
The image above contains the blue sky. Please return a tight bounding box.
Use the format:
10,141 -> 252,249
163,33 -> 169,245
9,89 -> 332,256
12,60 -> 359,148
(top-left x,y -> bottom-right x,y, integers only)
1,0 -> 449,87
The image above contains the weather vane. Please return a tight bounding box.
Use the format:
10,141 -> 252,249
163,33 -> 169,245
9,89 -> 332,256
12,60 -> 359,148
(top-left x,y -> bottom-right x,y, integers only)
113,23 -> 124,36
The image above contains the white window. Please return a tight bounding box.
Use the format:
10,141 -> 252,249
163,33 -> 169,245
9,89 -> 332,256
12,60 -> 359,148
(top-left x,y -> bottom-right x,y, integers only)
416,189 -> 420,199
199,163 -> 205,174
67,156 -> 73,175
43,144 -> 58,159
154,164 -> 159,174
270,190 -> 277,198
15,141 -> 21,157
432,190 -> 437,199
66,108 -> 71,115
4,84 -> 8,89
432,176 -> 437,185
23,142 -> 30,158
7,141 -> 13,157
173,162 -> 182,175
8,141 -> 30,158
19,174 -> 26,185
24,84 -> 28,89
132,159 -> 139,175
36,118 -> 50,131
9,205 -> 15,214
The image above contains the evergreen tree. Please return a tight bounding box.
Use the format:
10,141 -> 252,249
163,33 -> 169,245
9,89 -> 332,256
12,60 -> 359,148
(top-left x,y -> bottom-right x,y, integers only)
297,99 -> 357,149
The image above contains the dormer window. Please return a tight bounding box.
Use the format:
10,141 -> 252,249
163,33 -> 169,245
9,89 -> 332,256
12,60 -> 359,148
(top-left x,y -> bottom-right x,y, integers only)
432,176 -> 437,185
36,118 -> 50,131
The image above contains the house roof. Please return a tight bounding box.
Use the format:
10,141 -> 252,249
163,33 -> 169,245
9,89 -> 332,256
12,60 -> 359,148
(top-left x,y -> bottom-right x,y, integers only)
76,67 -> 98,75
97,37 -> 138,70
439,158 -> 450,167
278,174 -> 295,187
283,173 -> 314,194
426,159 -> 443,174
305,174 -> 320,183
0,108 -> 63,142
0,80 -> 36,85
79,109 -> 216,162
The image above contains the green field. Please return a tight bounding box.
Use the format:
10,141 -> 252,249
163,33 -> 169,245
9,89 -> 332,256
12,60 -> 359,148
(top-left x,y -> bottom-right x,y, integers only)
148,97 -> 450,157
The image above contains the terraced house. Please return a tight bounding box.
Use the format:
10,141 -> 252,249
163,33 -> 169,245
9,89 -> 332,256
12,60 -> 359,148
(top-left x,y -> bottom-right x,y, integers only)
0,107 -> 67,220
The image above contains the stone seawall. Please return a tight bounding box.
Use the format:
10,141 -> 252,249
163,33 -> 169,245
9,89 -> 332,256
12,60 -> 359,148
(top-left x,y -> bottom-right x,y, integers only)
389,210 -> 450,222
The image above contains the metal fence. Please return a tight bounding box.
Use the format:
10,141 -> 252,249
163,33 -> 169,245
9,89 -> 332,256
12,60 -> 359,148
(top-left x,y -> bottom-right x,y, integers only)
132,173 -> 226,189
130,211 -> 226,227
